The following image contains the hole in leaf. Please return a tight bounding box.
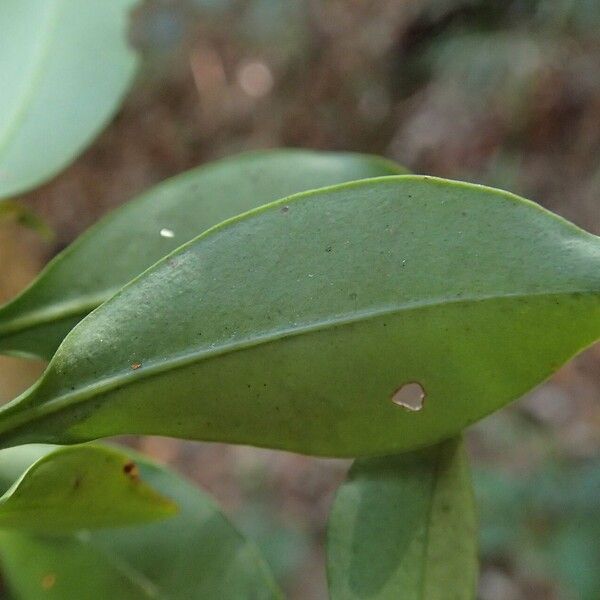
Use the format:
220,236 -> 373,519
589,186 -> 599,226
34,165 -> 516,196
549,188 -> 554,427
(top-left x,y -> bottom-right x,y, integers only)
391,382 -> 425,412
160,228 -> 175,238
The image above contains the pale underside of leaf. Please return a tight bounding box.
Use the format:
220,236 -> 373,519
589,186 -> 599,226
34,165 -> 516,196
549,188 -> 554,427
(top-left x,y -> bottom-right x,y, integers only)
0,445 -> 177,533
0,531 -> 162,599
0,0 -> 139,198
327,438 -> 478,599
0,445 -> 282,599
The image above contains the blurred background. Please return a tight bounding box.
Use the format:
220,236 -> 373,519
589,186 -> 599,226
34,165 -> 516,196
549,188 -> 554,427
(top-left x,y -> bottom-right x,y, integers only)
1,1 -> 599,598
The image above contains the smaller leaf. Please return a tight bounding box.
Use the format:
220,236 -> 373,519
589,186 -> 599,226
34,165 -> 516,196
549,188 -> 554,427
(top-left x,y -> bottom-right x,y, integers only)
327,437 -> 478,600
0,444 -> 283,599
0,533 -> 159,599
0,445 -> 177,534
0,149 -> 404,360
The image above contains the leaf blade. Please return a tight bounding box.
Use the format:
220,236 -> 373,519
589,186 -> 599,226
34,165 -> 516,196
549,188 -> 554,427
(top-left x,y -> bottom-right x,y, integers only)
0,0 -> 139,198
0,445 -> 283,599
0,150 -> 404,360
327,438 -> 478,599
0,532 -> 160,599
0,176 -> 598,455
0,445 -> 176,533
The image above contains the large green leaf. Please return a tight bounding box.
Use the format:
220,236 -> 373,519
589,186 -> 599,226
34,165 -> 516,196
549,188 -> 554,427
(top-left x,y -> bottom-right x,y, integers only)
327,438 -> 478,599
0,176 -> 598,455
0,445 -> 282,599
0,0 -> 139,199
0,150 -> 403,360
0,445 -> 176,534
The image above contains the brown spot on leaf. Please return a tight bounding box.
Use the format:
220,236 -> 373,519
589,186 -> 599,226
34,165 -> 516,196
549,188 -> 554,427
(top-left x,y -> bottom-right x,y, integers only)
123,461 -> 139,480
131,362 -> 142,370
41,574 -> 56,590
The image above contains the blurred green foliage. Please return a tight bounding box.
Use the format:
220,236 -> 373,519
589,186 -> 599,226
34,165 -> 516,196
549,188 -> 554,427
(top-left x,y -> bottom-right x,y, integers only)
475,460 -> 600,600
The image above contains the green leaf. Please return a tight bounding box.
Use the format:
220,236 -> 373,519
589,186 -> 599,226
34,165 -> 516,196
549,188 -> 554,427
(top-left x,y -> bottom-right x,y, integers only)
0,445 -> 177,533
0,445 -> 283,599
0,0 -> 139,199
0,176 -> 598,455
0,150 -> 404,360
0,534 -> 161,599
327,438 -> 478,599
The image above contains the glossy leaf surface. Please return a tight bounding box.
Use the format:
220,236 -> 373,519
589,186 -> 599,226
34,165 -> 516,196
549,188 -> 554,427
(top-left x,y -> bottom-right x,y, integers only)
327,438 -> 478,599
0,150 -> 403,360
0,0 -> 139,199
0,176 -> 598,455
0,445 -> 282,599
0,445 -> 176,534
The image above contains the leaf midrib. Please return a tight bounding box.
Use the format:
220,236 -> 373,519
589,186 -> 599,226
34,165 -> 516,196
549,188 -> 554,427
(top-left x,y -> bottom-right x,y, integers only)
75,533 -> 166,599
12,288 -> 598,428
0,294 -> 112,338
